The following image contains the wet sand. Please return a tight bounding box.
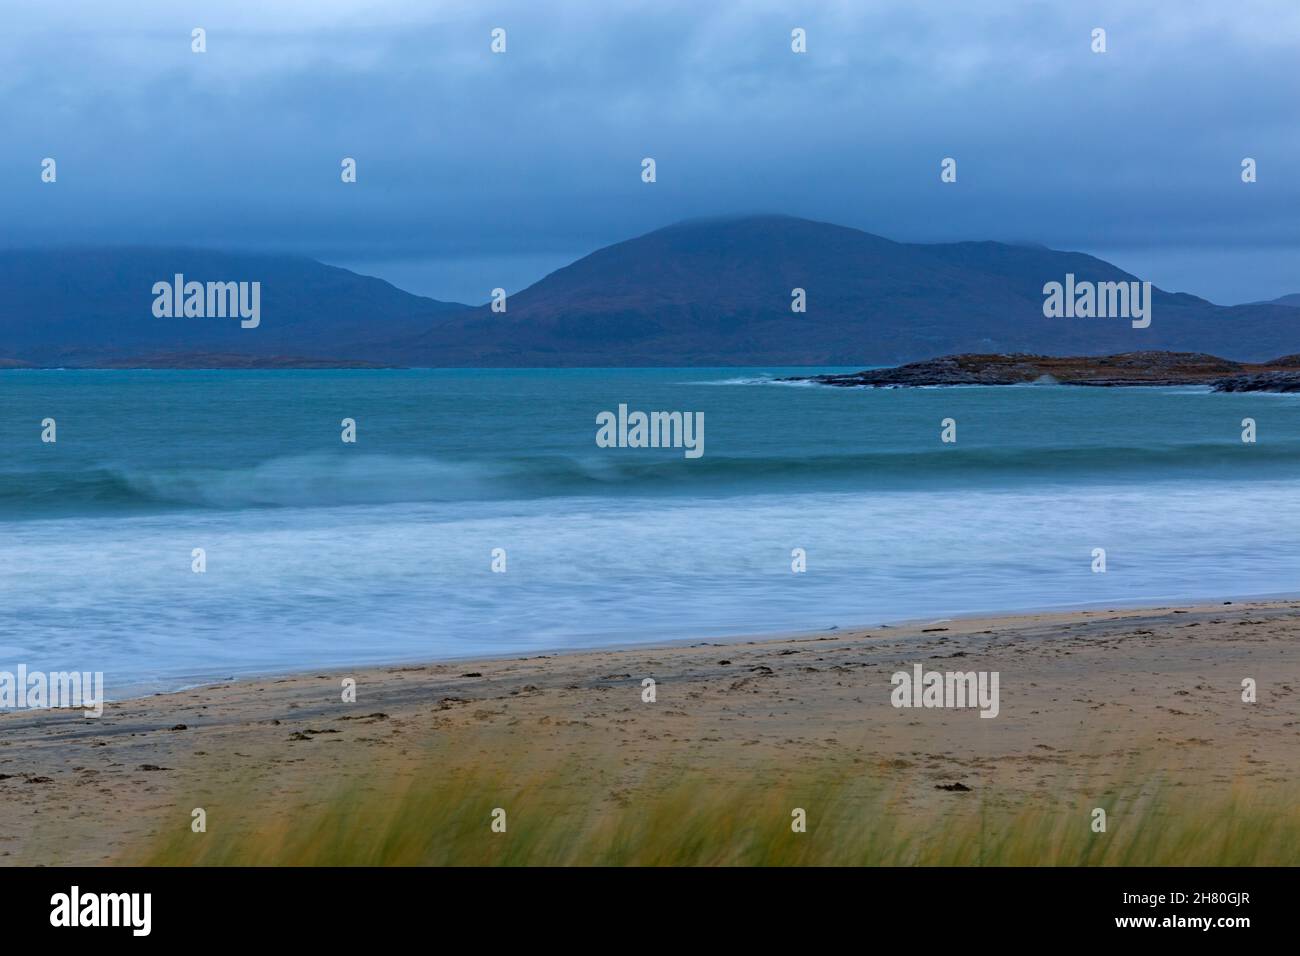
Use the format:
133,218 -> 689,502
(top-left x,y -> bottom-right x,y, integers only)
2,599 -> 1297,865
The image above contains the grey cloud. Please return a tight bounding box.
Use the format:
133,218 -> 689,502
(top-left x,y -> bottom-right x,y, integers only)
0,0 -> 1296,303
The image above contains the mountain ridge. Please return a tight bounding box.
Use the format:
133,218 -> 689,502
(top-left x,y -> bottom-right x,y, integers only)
0,247 -> 469,367
2,216 -> 1296,366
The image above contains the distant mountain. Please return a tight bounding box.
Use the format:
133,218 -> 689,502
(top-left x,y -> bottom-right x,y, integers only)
0,248 -> 469,366
396,216 -> 1298,365
1255,293 -> 1300,308
2,219 -> 1297,366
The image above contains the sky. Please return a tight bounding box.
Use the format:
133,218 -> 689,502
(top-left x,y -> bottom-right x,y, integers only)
1,0 -> 1297,305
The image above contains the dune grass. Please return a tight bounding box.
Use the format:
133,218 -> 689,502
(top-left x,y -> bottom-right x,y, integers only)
133,741 -> 1300,866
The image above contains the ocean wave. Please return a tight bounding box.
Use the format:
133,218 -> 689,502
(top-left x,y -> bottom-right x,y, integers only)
683,374 -> 822,387
2,442 -> 1298,516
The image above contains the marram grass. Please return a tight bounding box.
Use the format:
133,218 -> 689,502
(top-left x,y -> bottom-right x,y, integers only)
132,744 -> 1300,866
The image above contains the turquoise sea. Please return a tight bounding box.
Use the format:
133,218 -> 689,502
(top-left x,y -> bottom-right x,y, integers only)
1,367 -> 1297,696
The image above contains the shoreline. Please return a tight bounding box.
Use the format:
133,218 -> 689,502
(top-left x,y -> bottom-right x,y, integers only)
50,588 -> 1300,704
3,597 -> 1297,864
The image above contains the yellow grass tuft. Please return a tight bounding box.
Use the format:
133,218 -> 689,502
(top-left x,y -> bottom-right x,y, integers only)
131,737 -> 1300,866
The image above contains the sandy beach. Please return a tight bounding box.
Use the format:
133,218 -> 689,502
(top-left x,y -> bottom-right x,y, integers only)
2,599 -> 1297,865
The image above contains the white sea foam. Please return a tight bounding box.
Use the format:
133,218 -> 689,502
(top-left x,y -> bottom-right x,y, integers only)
4,479 -> 1298,697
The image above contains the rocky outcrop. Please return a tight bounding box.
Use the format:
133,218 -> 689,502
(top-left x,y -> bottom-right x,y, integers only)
789,352 -> 1300,392
1212,372 -> 1300,393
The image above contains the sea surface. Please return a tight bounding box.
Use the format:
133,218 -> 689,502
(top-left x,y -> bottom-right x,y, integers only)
1,367 -> 1297,696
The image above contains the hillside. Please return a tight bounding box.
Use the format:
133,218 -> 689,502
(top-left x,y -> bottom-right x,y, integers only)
3,218 -> 1297,366
396,215 -> 1299,365
0,248 -> 469,367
